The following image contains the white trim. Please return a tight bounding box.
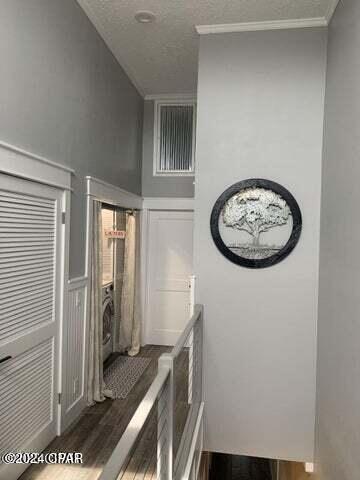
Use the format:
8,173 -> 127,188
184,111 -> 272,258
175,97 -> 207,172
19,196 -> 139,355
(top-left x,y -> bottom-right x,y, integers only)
325,0 -> 340,22
0,140 -> 74,173
62,275 -> 88,432
196,17 -> 328,34
85,194 -> 93,280
57,189 -> 71,436
140,209 -> 149,347
68,276 -> 89,289
143,197 -> 194,211
145,93 -> 197,101
85,176 -> 143,210
0,141 -> 73,190
141,209 -> 151,347
153,171 -> 195,178
153,99 -> 196,177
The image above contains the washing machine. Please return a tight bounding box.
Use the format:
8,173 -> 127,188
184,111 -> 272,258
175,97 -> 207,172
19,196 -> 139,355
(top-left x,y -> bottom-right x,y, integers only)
102,282 -> 115,362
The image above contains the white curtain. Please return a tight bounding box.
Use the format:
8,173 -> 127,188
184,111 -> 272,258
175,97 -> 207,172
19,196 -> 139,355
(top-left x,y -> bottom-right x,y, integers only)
118,212 -> 141,356
113,210 -> 125,352
87,201 -> 112,404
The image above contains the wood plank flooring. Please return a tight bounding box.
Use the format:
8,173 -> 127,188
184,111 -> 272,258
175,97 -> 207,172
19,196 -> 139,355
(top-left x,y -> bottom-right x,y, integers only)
19,345 -> 170,480
209,454 -> 272,480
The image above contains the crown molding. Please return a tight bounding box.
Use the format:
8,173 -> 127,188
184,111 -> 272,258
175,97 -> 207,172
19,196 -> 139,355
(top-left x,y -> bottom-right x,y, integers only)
325,0 -> 340,22
144,93 -> 197,101
196,17 -> 328,35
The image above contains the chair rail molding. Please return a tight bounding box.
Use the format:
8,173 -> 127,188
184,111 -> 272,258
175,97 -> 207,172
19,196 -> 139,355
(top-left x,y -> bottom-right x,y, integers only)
0,140 -> 73,190
142,197 -> 194,211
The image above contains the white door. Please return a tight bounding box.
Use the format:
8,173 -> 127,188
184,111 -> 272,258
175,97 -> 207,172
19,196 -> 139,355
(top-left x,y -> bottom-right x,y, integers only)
146,210 -> 194,345
0,174 -> 63,480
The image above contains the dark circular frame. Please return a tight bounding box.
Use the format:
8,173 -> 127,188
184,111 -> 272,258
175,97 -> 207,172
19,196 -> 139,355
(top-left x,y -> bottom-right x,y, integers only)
210,179 -> 302,269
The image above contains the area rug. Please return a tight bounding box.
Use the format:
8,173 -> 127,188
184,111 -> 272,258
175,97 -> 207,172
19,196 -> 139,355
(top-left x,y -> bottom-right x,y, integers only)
104,355 -> 151,399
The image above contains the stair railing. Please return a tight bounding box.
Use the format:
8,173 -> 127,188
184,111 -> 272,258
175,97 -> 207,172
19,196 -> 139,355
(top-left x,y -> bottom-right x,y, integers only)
99,304 -> 204,480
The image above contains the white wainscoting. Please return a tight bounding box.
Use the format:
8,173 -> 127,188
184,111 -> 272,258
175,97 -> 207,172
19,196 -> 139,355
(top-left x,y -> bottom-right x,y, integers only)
61,276 -> 88,431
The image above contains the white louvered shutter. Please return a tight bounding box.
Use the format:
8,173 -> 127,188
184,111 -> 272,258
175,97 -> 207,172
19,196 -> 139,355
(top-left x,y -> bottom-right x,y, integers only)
0,339 -> 54,458
0,190 -> 56,342
0,174 -> 62,480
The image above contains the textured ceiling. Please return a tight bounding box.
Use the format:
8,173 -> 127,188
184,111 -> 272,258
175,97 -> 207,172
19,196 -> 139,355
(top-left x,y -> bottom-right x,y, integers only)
77,0 -> 334,96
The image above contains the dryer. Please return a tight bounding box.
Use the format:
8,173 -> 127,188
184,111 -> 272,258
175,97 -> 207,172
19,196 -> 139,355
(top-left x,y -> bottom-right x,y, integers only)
102,283 -> 115,362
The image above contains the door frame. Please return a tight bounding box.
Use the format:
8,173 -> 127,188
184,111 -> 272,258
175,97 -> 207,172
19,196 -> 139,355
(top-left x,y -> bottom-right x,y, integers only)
0,141 -> 73,439
141,197 -> 194,345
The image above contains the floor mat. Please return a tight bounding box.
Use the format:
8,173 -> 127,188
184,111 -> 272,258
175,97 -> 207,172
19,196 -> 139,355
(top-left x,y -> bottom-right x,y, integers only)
104,355 -> 151,399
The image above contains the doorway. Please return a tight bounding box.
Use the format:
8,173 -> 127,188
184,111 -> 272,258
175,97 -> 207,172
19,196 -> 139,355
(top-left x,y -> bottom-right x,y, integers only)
145,209 -> 194,345
94,204 -> 145,402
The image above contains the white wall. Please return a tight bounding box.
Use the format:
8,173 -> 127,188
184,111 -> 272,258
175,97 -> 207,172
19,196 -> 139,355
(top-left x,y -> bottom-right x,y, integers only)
194,28 -> 327,461
316,1 -> 360,478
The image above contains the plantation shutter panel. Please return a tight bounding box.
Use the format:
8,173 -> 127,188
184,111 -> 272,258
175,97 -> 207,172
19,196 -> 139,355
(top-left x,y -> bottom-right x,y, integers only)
0,174 -> 61,479
0,339 -> 54,459
0,190 -> 56,342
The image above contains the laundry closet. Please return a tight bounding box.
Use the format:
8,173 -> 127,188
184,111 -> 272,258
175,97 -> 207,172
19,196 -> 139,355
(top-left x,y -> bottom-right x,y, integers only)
101,205 -> 140,363
87,203 -> 142,402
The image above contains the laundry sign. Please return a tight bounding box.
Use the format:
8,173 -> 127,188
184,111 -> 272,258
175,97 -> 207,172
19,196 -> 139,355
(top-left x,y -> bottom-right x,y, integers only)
104,230 -> 126,239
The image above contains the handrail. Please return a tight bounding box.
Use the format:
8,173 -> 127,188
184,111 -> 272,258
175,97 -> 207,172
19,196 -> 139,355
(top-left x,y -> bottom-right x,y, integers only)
98,366 -> 170,480
181,403 -> 204,480
171,304 -> 203,358
98,304 -> 204,480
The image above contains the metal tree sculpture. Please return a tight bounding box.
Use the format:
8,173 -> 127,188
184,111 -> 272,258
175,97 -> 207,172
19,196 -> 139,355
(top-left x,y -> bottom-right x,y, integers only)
222,188 -> 291,246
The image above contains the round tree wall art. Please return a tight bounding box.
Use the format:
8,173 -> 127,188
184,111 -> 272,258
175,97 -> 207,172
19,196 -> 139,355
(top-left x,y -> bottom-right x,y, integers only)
210,179 -> 302,268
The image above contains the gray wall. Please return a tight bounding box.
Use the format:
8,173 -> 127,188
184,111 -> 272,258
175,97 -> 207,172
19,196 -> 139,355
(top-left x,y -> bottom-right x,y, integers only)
0,0 -> 143,278
141,100 -> 194,198
315,1 -> 360,478
194,28 -> 327,461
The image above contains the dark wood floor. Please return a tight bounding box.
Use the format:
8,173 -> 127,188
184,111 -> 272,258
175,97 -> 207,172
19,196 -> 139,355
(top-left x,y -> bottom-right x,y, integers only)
209,454 -> 272,480
19,345 -> 170,480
